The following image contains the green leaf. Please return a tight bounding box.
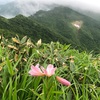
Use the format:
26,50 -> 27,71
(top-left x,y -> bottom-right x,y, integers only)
6,58 -> 14,76
30,89 -> 44,100
21,36 -> 27,44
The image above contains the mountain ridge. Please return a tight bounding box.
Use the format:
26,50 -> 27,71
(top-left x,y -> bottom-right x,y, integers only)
0,6 -> 100,52
0,1 -> 100,22
29,6 -> 100,52
0,14 -> 69,44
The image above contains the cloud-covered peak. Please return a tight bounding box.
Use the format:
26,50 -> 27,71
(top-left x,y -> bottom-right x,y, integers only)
0,0 -> 100,18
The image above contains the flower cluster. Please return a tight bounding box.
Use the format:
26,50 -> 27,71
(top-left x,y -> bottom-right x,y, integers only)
29,64 -> 56,77
29,64 -> 71,86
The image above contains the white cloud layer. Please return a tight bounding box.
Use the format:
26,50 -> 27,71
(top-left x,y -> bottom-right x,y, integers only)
15,0 -> 100,13
1,0 -> 100,12
1,0 -> 100,17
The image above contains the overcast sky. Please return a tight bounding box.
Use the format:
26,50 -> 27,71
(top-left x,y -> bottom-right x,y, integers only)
0,0 -> 14,4
0,0 -> 100,13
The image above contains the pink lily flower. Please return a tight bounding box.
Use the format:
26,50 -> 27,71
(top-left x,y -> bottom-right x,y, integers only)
56,76 -> 71,86
42,64 -> 57,77
29,64 -> 45,76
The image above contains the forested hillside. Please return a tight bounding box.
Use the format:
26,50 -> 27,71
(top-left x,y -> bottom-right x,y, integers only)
1,6 -> 100,52
0,15 -> 68,43
30,6 -> 100,52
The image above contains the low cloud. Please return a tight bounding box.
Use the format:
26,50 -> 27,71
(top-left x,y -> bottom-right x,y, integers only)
15,0 -> 70,16
15,0 -> 100,15
15,0 -> 54,16
1,0 -> 100,18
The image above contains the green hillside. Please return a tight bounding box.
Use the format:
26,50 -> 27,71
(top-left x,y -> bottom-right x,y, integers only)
1,6 -> 100,52
76,9 -> 100,22
30,6 -> 100,52
0,15 -> 68,44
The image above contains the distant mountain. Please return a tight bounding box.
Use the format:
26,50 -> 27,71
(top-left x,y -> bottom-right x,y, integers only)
0,1 -> 100,22
74,9 -> 100,22
0,2 -> 20,18
29,6 -> 100,52
0,1 -> 57,18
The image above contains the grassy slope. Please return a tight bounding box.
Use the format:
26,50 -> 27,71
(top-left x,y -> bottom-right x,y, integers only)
0,36 -> 100,100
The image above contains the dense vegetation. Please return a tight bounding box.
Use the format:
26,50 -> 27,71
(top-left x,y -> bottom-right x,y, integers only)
76,9 -> 100,22
0,36 -> 100,100
0,6 -> 100,52
0,5 -> 100,100
0,15 -> 68,44
31,6 -> 100,52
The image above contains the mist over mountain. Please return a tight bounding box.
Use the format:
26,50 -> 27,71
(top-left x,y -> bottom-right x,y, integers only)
0,1 -> 58,18
0,0 -> 100,20
0,2 -> 20,18
76,9 -> 100,21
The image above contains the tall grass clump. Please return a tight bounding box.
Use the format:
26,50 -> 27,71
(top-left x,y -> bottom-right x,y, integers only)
0,35 -> 100,100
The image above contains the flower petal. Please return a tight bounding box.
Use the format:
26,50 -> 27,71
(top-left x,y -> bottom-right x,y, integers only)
45,64 -> 56,77
29,64 -> 45,76
56,76 -> 71,86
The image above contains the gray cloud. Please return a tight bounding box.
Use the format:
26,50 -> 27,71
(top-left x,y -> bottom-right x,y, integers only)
1,0 -> 100,18
15,0 -> 54,16
15,0 -> 100,15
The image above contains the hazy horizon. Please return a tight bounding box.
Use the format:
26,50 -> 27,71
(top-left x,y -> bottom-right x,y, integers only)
0,0 -> 100,13
0,0 -> 100,18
